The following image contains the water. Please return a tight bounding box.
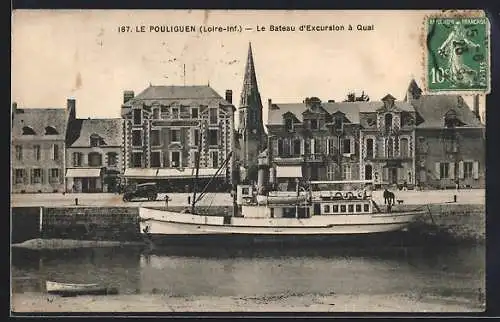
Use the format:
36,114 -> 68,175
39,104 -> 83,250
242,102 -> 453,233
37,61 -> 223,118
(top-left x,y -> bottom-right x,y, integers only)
11,245 -> 485,307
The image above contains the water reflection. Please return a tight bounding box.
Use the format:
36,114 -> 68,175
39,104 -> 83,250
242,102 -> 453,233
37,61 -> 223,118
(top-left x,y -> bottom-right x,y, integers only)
11,245 -> 484,303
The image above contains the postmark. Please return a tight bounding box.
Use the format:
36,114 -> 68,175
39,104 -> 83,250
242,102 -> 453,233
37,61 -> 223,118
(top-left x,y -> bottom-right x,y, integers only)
425,14 -> 490,94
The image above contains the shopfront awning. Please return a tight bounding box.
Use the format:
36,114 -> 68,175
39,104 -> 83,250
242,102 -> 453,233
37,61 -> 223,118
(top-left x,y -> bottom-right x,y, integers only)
383,160 -> 404,168
276,165 -> 302,178
156,168 -> 224,179
66,168 -> 102,178
123,168 -> 158,178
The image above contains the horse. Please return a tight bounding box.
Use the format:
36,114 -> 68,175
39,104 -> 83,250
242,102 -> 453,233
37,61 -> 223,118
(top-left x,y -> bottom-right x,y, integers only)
383,189 -> 395,205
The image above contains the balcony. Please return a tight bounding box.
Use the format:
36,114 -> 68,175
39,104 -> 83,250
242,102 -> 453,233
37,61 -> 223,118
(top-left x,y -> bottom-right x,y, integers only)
273,154 -> 304,165
304,154 -> 326,163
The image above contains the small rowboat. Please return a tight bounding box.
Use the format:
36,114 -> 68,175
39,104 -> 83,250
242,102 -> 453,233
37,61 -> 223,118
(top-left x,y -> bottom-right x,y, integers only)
46,281 -> 118,296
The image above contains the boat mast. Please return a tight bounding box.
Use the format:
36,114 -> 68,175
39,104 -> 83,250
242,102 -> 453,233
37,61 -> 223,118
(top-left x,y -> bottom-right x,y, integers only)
191,122 -> 203,214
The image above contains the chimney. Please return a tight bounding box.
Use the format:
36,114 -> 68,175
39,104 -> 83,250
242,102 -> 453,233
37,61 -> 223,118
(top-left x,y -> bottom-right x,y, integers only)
123,90 -> 135,104
473,95 -> 480,121
67,98 -> 76,121
225,90 -> 233,104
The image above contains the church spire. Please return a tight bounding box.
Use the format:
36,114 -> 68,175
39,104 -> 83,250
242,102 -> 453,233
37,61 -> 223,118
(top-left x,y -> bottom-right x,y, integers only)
240,42 -> 259,108
405,78 -> 423,102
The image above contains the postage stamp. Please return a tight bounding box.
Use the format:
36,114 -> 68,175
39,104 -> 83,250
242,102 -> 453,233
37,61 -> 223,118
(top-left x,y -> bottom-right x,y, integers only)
425,14 -> 491,94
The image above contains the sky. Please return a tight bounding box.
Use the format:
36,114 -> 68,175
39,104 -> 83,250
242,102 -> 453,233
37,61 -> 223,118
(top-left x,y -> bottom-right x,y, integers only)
11,10 -> 487,125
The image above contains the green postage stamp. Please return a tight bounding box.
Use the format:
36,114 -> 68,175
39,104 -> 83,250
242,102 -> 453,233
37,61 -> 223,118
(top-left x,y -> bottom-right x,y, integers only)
425,14 -> 490,94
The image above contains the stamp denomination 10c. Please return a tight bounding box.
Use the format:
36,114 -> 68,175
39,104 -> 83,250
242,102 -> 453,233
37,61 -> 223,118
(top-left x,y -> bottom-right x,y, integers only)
425,16 -> 490,94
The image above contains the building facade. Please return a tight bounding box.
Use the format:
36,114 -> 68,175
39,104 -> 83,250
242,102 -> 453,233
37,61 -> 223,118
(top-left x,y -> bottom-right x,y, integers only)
406,81 -> 485,189
121,85 -> 236,192
238,43 -> 267,182
66,118 -> 124,193
11,99 -> 73,193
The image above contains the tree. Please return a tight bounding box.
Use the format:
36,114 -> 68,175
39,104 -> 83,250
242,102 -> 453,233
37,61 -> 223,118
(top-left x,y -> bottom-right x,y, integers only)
344,91 -> 370,102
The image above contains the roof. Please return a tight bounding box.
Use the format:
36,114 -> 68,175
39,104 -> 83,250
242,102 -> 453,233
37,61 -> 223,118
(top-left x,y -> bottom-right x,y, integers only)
12,108 -> 68,140
267,100 -> 414,125
123,85 -> 233,107
409,95 -> 483,128
67,118 -> 123,147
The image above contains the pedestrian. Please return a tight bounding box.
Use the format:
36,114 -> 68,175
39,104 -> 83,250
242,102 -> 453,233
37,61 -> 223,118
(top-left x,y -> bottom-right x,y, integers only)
402,180 -> 408,191
455,178 -> 460,191
165,194 -> 170,208
188,195 -> 191,206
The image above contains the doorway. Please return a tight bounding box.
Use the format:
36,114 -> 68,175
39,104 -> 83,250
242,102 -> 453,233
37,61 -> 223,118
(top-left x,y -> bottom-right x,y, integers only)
388,168 -> 398,184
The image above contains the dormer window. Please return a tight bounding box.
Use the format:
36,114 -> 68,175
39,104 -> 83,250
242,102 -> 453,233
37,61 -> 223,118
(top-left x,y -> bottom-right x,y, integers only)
133,109 -> 142,125
285,118 -> 294,132
334,116 -> 343,131
385,113 -> 393,133
90,134 -> 101,147
444,110 -> 464,128
310,119 -> 318,130
22,126 -> 36,135
45,126 -> 58,135
152,107 -> 160,119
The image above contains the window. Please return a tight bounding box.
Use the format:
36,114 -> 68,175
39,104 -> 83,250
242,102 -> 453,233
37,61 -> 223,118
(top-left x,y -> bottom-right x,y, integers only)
208,129 -> 219,146
285,118 -> 293,132
90,134 -> 100,147
304,139 -> 310,155
88,152 -> 102,166
107,152 -> 118,167
170,129 -> 180,143
191,151 -> 200,167
277,139 -> 283,155
133,109 -> 142,125
153,108 -> 160,119
22,126 -> 36,135
193,129 -> 200,146
334,117 -> 343,130
180,105 -> 189,118
348,205 -> 354,213
464,161 -> 473,179
343,139 -> 351,154
356,204 -> 362,212
211,151 -> 219,168
385,113 -> 393,133
332,205 -> 339,213
49,168 -> 59,183
310,138 -> 316,154
191,107 -> 199,119
132,152 -> 143,167
400,138 -> 409,158
171,151 -> 180,167
365,164 -> 373,180
366,138 -> 374,158
387,138 -> 393,158
151,129 -> 161,146
171,107 -> 179,119
327,164 -> 335,180
364,204 -> 370,212
310,119 -> 318,130
323,205 -> 330,213
340,205 -> 347,213
45,126 -> 58,135
209,108 -> 218,125
52,144 -> 59,161
73,152 -> 82,166
440,162 -> 449,179
32,168 -> 42,184
150,151 -> 161,167
132,130 -> 142,146
15,169 -> 24,184
293,139 -> 301,156
34,145 -> 41,161
342,164 -> 351,180
282,138 -> 291,156
15,145 -> 23,161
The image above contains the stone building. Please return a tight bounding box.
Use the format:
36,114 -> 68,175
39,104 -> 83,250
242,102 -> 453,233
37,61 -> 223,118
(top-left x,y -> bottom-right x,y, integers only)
121,85 -> 236,192
238,43 -> 267,182
406,80 -> 485,189
11,99 -> 73,193
358,94 -> 417,186
65,118 -> 124,193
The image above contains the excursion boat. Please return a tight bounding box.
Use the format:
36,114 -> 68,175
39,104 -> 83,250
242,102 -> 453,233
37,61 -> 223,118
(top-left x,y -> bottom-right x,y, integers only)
46,281 -> 118,296
138,172 -> 427,245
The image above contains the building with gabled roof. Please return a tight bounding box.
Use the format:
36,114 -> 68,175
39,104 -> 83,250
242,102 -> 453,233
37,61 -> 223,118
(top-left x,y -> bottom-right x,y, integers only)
120,84 -> 236,192
11,99 -> 74,193
406,80 -> 485,189
65,117 -> 124,193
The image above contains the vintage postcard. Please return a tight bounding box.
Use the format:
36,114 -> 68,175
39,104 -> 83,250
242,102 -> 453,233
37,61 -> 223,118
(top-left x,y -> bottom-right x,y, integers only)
11,10 -> 487,314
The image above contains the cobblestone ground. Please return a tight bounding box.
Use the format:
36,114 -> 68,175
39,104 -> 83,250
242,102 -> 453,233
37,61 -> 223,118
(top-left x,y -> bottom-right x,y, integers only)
11,189 -> 484,208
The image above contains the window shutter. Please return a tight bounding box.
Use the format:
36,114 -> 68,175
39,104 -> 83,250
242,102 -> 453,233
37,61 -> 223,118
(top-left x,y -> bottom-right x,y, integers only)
311,139 -> 315,154
350,139 -> 355,155
473,161 -> 479,179
459,161 -> 464,179
326,138 -> 330,155
435,162 -> 440,179
41,169 -> 45,184
23,169 -> 29,184
300,139 -> 305,155
30,169 -> 34,184
449,162 -> 455,179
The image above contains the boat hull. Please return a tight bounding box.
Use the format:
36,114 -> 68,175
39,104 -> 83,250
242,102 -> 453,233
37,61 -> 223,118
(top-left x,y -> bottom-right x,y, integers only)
46,281 -> 118,296
139,207 -> 425,246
